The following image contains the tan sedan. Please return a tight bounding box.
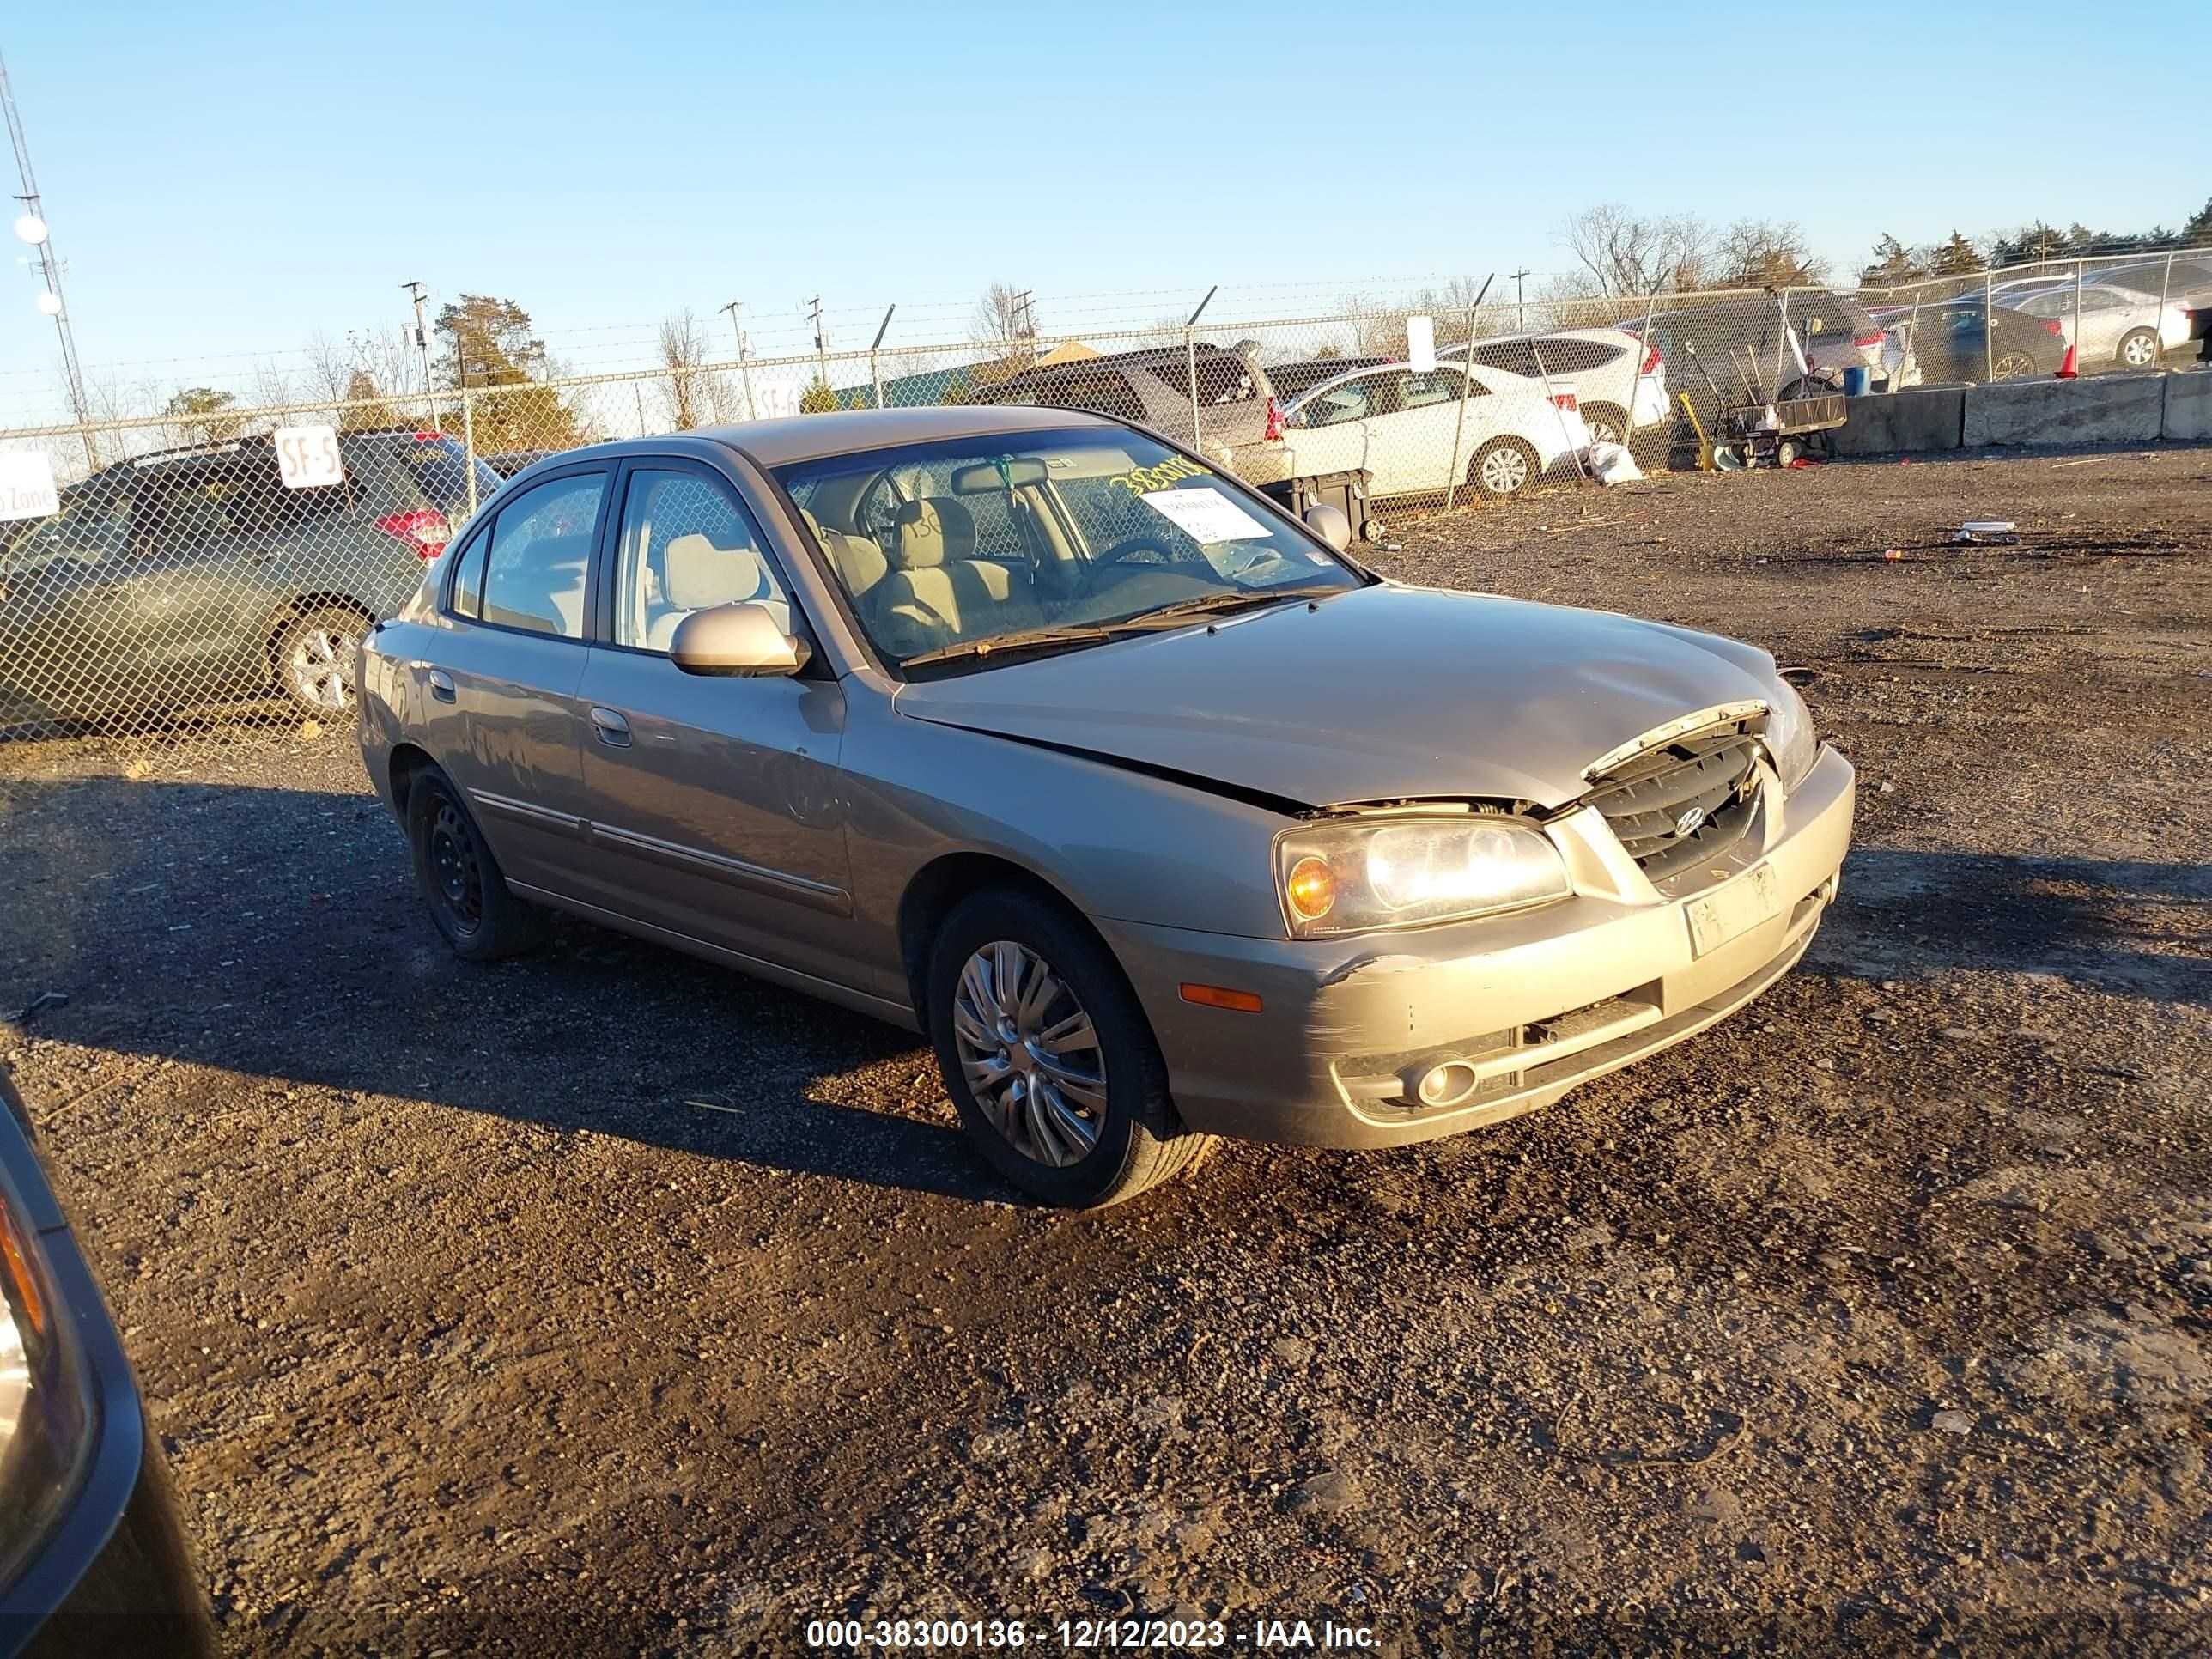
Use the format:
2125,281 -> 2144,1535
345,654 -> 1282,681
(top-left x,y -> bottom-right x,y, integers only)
359,407 -> 1853,1207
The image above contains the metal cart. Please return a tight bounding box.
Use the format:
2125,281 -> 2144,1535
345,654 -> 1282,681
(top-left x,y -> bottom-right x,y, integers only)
1711,391 -> 1848,469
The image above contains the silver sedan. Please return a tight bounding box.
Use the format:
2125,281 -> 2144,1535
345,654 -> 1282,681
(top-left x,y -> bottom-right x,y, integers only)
359,408 -> 1854,1207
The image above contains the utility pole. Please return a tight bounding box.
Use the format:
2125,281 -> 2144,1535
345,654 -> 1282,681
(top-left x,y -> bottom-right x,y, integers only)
2,50 -> 95,471
400,280 -> 437,430
719,298 -> 757,420
1510,269 -> 1530,333
1013,288 -> 1036,367
807,295 -> 829,393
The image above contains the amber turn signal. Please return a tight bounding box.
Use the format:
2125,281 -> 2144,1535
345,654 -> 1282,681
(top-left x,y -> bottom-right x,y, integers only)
1285,855 -> 1336,921
1180,983 -> 1264,1013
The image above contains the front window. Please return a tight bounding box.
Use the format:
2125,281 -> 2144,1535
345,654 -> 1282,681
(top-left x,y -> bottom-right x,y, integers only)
777,427 -> 1361,672
456,471 -> 601,638
610,468 -> 790,651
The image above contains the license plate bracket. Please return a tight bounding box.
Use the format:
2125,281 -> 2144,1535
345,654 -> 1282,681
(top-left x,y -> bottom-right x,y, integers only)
1685,862 -> 1781,957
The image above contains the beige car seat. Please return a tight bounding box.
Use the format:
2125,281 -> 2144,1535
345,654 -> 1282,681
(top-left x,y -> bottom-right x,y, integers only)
798,507 -> 889,602
646,532 -> 788,650
871,497 -> 1039,656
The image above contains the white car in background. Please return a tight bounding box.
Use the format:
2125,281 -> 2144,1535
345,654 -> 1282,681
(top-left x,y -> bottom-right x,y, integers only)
1443,327 -> 1668,443
1236,361 -> 1590,501
2006,284 -> 2192,368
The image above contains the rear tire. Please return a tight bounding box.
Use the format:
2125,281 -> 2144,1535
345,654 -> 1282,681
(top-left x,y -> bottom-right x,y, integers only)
1468,436 -> 1539,500
405,765 -> 550,961
926,887 -> 1210,1209
2116,327 -> 2160,369
1990,350 -> 2037,381
1582,402 -> 1628,446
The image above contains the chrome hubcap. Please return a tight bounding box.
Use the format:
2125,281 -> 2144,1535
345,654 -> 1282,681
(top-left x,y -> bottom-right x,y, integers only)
2123,335 -> 2154,364
289,627 -> 357,709
1480,447 -> 1528,494
951,940 -> 1106,1168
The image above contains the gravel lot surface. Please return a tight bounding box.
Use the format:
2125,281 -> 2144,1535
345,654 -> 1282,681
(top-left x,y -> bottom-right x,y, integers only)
3,446 -> 2209,1656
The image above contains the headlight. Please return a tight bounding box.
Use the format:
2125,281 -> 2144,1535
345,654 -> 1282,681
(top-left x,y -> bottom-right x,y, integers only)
0,1179 -> 96,1590
1762,678 -> 1820,790
1275,814 -> 1571,939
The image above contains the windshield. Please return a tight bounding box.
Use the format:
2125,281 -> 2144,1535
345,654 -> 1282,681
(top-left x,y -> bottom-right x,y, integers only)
776,427 -> 1361,671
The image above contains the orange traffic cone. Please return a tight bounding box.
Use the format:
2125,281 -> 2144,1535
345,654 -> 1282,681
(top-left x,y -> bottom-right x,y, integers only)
2056,342 -> 2078,380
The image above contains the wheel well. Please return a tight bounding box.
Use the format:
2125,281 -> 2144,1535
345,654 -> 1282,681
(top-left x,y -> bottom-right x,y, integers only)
264,592 -> 374,671
896,852 -> 1097,1014
386,742 -> 436,816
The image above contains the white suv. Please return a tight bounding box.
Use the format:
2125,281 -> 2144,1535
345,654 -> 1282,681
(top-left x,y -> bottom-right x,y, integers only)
1444,327 -> 1668,443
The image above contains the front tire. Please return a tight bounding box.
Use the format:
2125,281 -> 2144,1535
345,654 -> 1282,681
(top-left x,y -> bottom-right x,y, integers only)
272,604 -> 370,716
927,888 -> 1210,1208
2116,327 -> 2160,369
1469,436 -> 1538,500
405,765 -> 549,961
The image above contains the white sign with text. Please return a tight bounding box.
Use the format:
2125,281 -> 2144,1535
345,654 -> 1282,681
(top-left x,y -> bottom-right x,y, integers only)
0,450 -> 60,522
273,425 -> 346,489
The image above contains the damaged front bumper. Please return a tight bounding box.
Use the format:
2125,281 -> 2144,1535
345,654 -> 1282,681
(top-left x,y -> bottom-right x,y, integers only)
1102,744 -> 1856,1150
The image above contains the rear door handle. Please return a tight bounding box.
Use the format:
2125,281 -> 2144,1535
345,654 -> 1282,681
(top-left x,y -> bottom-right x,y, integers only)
590,707 -> 631,747
428,669 -> 456,703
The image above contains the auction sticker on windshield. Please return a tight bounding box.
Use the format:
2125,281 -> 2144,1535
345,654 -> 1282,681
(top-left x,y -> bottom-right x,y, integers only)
1140,486 -> 1268,543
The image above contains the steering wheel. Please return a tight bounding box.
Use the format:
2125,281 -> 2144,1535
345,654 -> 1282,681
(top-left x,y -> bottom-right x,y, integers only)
1091,532 -> 1179,570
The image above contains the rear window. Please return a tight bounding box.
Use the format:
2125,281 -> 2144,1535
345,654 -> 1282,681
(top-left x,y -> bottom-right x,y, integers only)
1794,293 -> 1877,337
1018,368 -> 1147,426
1139,353 -> 1259,406
369,434 -> 503,515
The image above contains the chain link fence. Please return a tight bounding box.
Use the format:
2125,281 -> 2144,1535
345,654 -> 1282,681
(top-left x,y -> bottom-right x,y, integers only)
4,276 -> 2207,744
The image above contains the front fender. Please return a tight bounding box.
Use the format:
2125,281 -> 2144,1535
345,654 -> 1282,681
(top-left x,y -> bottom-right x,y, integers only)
840,695 -> 1291,976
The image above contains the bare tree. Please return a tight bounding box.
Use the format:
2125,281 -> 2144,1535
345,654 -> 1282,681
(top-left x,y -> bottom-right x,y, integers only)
971,283 -> 1038,362
1559,204 -> 1717,297
659,308 -> 710,430
1716,219 -> 1826,289
248,358 -> 296,415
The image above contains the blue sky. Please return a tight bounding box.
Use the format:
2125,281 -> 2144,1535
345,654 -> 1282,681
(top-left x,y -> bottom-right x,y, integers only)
3,0 -> 2206,411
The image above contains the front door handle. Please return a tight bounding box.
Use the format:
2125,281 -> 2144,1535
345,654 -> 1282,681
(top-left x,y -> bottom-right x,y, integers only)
590,707 -> 632,747
428,668 -> 456,703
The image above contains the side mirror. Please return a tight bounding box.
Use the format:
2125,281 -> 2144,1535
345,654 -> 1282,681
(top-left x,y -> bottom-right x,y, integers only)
668,601 -> 811,678
1304,502 -> 1352,552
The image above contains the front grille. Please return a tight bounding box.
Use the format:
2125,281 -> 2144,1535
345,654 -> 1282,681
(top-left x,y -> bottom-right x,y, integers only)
1583,722 -> 1762,881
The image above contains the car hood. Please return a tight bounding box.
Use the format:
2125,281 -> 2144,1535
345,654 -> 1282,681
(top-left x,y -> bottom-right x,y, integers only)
893,583 -> 1781,811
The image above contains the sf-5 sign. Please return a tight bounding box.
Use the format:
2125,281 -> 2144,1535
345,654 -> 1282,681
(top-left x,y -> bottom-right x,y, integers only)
272,425 -> 345,489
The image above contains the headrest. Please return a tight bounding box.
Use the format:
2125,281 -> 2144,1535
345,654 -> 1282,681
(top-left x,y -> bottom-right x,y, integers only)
797,506 -> 890,598
891,497 -> 975,570
664,532 -> 769,611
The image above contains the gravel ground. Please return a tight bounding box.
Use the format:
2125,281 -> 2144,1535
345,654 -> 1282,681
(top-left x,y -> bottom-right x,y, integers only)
3,446 -> 2209,1656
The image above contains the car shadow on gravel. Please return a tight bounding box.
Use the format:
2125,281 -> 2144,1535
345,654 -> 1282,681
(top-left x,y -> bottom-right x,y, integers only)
1817,847 -> 2211,1005
1,773 -> 1008,1205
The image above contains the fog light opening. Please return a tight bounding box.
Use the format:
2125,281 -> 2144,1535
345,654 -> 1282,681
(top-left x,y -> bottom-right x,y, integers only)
1415,1060 -> 1480,1109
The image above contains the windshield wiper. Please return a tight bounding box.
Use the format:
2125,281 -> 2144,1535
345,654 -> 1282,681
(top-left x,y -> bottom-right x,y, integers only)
1109,585 -> 1346,630
899,586 -> 1346,671
899,623 -> 1120,670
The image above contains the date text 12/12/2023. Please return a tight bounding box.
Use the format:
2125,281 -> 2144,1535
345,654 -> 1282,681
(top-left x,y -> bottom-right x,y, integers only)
803,1616 -> 1380,1650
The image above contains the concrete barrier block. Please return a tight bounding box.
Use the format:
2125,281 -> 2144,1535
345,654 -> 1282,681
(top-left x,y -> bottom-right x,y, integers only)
1831,387 -> 1965,456
1963,374 -> 2166,447
2163,369 -> 2212,441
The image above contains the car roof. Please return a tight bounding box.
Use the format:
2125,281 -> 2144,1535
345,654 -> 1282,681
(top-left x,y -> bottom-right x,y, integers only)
544,404 -> 1121,472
